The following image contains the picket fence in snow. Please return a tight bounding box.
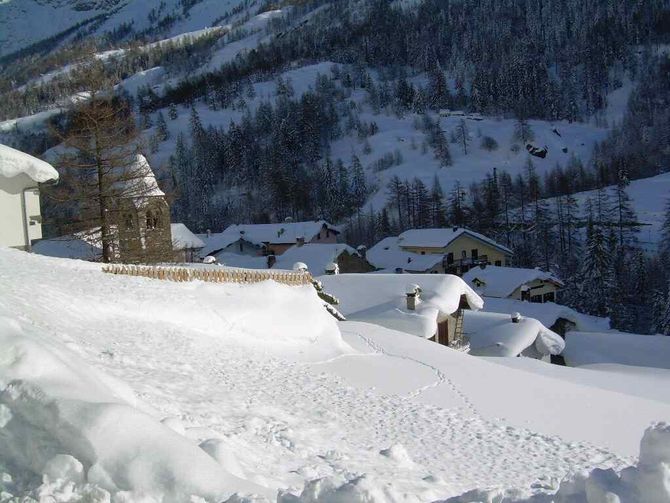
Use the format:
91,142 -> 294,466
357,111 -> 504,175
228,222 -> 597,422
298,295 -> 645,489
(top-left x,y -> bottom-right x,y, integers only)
102,264 -> 313,286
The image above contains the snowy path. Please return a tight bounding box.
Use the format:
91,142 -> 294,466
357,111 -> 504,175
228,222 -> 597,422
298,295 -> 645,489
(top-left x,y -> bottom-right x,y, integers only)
2,250 -> 665,500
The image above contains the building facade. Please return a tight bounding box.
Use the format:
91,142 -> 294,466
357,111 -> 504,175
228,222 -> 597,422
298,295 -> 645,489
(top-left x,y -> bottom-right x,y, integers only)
0,145 -> 59,251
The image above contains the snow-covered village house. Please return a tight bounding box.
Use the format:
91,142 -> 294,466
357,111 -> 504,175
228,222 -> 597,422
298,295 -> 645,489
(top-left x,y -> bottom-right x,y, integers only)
0,144 -> 59,251
170,223 -> 205,263
367,227 -> 513,275
200,220 -> 340,261
319,273 -> 483,349
272,243 -> 374,274
463,266 -> 564,304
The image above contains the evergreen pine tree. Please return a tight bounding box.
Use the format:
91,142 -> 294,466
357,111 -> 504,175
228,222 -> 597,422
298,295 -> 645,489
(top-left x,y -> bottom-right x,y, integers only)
578,221 -> 613,317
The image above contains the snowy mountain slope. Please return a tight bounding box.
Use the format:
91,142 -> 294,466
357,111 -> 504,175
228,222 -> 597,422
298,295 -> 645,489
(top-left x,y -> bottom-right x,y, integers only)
2,248 -> 670,501
538,171 -> 670,250
0,0 -> 252,59
0,0 -> 110,58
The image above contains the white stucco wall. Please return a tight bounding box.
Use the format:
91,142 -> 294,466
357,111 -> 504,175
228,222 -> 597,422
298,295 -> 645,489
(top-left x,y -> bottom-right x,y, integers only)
0,173 -> 44,249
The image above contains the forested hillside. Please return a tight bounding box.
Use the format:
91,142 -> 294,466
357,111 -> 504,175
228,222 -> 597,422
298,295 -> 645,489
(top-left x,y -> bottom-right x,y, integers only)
2,0 -> 670,333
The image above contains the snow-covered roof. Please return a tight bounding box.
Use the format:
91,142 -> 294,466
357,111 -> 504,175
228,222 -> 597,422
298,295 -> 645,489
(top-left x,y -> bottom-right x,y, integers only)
205,252 -> 269,269
464,310 -> 565,357
564,331 -> 670,370
274,244 -> 359,274
32,236 -> 101,261
397,228 -> 513,255
481,297 -> 609,332
117,154 -> 165,205
463,266 -> 564,298
221,220 -> 338,246
367,236 -> 445,272
318,273 -> 483,339
0,143 -> 59,183
199,233 -> 253,258
171,223 -> 205,250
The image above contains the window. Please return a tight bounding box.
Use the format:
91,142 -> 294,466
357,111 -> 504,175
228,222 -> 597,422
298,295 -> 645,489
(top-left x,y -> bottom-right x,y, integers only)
124,213 -> 134,230
471,249 -> 479,259
146,210 -> 160,230
461,250 -> 467,259
446,252 -> 454,264
495,260 -> 501,266
531,295 -> 543,303
421,251 -> 426,255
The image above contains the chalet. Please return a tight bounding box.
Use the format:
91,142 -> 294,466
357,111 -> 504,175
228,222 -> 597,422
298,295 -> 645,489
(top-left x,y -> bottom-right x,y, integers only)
463,265 -> 564,304
318,273 -> 483,350
463,310 -> 565,361
200,219 -> 340,260
225,220 -> 340,255
367,227 -> 512,275
273,243 -> 374,274
171,223 -> 205,263
0,144 -> 59,251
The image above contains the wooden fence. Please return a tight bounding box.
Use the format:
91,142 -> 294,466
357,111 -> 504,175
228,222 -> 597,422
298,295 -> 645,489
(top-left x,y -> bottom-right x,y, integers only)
102,264 -> 313,286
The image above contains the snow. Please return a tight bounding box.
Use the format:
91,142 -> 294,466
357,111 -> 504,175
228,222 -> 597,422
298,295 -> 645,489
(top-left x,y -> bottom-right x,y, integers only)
398,228 -> 512,254
462,266 -> 563,299
117,154 -> 165,204
463,310 -> 565,357
367,236 -> 446,272
487,357 -> 670,405
318,273 -> 483,339
273,244 -> 360,275
539,171 -> 670,251
222,220 -> 338,246
564,331 -> 670,370
443,422 -> 670,502
1,248 -> 670,500
0,143 -> 59,182
199,232 -> 249,258
479,297 -> 610,332
171,223 -> 205,250
33,235 -> 102,261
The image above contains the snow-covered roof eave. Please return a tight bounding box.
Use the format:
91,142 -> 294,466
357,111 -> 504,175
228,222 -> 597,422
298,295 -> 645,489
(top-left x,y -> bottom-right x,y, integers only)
0,143 -> 59,183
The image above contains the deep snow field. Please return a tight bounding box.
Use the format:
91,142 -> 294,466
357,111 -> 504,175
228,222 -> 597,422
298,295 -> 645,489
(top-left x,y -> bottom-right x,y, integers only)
1,248 -> 670,502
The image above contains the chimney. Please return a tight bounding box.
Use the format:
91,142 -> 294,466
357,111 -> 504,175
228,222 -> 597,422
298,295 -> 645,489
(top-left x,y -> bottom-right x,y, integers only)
511,312 -> 521,323
357,245 -> 367,259
406,284 -> 421,311
207,229 -> 212,238
452,226 -> 458,232
296,236 -> 305,247
267,254 -> 276,269
325,262 -> 339,275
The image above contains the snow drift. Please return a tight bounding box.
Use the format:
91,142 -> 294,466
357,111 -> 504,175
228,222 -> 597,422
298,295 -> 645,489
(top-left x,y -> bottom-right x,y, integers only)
0,315 -> 270,502
443,422 -> 670,503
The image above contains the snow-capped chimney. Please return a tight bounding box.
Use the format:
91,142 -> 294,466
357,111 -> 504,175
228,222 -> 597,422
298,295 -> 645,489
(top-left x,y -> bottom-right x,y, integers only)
406,284 -> 421,311
357,245 -> 367,259
325,262 -> 339,275
511,312 -> 521,324
207,229 -> 212,238
267,254 -> 276,269
296,236 -> 305,247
